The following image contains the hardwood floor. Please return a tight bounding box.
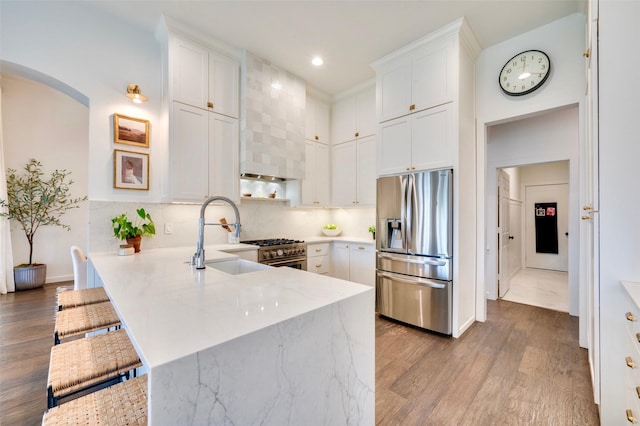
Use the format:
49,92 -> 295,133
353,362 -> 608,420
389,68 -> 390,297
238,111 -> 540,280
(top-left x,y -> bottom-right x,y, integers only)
0,282 -> 72,426
376,300 -> 599,425
1,283 -> 599,425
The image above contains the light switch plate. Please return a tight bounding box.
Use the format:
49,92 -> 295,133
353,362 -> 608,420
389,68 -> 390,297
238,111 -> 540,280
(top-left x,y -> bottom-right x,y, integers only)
164,223 -> 173,235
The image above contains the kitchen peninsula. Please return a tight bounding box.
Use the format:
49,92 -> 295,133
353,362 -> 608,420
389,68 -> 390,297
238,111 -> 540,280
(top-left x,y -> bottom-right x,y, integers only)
89,246 -> 374,425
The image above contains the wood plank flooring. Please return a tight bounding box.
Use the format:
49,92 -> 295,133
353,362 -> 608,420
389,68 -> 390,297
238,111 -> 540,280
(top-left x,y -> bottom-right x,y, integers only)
0,282 -> 72,426
1,283 -> 599,425
376,300 -> 600,425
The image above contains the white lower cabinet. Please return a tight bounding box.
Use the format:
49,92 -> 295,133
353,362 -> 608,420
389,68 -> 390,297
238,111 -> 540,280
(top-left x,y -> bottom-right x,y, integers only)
307,242 -> 330,275
330,242 -> 375,286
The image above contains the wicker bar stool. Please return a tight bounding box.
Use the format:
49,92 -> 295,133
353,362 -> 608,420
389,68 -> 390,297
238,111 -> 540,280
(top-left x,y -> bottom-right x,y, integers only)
54,301 -> 121,345
57,287 -> 110,311
43,375 -> 147,425
47,328 -> 142,408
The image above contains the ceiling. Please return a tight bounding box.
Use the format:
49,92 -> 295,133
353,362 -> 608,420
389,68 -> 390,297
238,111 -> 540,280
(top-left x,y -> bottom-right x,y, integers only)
87,0 -> 586,98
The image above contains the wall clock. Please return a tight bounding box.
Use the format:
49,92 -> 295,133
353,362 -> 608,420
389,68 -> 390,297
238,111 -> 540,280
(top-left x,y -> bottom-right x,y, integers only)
499,49 -> 551,96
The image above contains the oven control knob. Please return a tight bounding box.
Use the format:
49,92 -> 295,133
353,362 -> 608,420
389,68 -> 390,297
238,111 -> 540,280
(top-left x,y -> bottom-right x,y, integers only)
277,249 -> 284,256
270,250 -> 278,258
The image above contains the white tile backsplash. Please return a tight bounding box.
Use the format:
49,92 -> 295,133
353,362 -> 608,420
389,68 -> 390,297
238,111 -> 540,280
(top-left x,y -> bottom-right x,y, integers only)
89,200 -> 374,253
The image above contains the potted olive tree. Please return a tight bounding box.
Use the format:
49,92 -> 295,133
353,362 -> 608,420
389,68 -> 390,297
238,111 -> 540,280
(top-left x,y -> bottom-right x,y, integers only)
111,208 -> 155,253
0,159 -> 87,290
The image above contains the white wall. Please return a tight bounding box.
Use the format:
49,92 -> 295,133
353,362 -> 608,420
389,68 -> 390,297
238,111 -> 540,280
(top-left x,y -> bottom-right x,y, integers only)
485,107 -> 579,314
0,1 -> 163,202
597,0 -> 640,421
475,13 -> 586,324
1,74 -> 89,282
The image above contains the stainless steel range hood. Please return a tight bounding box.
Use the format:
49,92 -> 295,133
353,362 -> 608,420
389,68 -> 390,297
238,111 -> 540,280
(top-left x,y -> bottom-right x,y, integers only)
240,173 -> 288,182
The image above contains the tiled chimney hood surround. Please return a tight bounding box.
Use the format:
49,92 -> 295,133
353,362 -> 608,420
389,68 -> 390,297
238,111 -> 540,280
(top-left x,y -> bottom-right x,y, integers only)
241,51 -> 306,180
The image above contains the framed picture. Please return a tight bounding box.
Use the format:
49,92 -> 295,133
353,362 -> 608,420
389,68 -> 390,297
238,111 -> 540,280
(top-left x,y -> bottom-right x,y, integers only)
114,113 -> 149,147
114,149 -> 149,190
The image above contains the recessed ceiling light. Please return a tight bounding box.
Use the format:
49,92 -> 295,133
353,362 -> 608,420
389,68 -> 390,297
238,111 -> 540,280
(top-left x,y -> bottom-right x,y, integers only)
312,57 -> 324,66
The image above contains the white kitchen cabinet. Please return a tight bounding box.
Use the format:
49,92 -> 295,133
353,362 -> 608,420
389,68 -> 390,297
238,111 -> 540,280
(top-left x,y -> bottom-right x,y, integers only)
171,36 -> 239,118
305,96 -> 330,144
330,241 -> 375,286
378,103 -> 453,176
170,102 -> 239,202
375,37 -> 453,123
299,141 -> 330,206
307,242 -> 330,275
331,85 -> 376,145
332,135 -> 376,207
331,242 -> 350,281
349,244 -> 376,286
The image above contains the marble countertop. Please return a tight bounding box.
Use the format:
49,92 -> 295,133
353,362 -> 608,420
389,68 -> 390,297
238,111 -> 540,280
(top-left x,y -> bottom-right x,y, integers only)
89,246 -> 372,369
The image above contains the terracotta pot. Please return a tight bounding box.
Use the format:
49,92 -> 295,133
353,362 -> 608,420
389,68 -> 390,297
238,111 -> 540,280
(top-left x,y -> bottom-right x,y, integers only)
126,235 -> 142,253
14,264 -> 46,291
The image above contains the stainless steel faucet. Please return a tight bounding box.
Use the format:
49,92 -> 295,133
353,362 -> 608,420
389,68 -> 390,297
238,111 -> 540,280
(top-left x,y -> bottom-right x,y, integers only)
194,196 -> 241,269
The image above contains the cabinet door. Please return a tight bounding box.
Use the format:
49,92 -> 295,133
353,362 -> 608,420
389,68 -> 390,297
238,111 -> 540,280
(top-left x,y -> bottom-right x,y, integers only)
356,136 -> 377,206
377,57 -> 412,122
412,41 -> 453,112
331,242 -> 350,280
316,143 -> 331,206
172,38 -> 208,109
300,141 -> 330,206
306,97 -> 331,144
209,53 -> 239,119
349,244 -> 376,286
332,96 -> 357,144
209,113 -> 239,202
331,141 -> 357,207
357,86 -> 377,139
171,102 -> 209,201
411,104 -> 453,172
377,116 -> 412,176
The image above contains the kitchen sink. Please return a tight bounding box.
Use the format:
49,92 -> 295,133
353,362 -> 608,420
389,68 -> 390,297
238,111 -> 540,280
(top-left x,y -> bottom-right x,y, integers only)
205,258 -> 271,275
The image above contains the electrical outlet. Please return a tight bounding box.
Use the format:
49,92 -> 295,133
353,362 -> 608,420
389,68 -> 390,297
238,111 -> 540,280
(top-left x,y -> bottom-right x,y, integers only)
164,223 -> 173,235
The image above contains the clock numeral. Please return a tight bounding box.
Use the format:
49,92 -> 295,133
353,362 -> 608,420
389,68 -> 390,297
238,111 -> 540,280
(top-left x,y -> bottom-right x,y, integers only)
512,61 -> 518,67
538,58 -> 543,63
541,64 -> 546,70
502,76 -> 507,81
531,81 -> 536,86
521,85 -> 526,90
506,68 -> 512,74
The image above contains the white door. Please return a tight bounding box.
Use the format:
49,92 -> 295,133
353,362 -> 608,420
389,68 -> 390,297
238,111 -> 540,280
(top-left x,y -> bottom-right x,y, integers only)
525,184 -> 569,271
498,169 -> 511,297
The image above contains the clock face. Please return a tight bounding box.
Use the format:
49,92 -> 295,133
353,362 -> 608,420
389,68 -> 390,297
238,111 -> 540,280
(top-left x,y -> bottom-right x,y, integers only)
499,50 -> 551,96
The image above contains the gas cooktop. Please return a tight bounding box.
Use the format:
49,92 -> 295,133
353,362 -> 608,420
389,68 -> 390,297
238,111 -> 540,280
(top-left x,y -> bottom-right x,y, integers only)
242,238 -> 305,247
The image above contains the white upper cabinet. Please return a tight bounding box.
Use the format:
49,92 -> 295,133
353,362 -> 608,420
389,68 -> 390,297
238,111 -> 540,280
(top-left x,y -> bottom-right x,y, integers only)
300,140 -> 330,206
172,36 -> 239,118
331,85 -> 376,144
166,31 -> 240,202
305,97 -> 330,144
332,135 -> 376,207
376,38 -> 454,123
378,103 -> 453,176
170,103 -> 239,202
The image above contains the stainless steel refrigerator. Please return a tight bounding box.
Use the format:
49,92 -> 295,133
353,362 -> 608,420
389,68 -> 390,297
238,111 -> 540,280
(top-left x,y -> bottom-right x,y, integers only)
376,169 -> 453,334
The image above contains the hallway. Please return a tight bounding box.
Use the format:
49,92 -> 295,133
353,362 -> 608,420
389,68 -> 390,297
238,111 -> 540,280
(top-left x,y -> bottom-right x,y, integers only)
501,268 -> 569,313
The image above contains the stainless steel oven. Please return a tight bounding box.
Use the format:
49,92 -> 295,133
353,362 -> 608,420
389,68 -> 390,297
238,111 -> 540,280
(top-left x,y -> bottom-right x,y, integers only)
241,239 -> 307,271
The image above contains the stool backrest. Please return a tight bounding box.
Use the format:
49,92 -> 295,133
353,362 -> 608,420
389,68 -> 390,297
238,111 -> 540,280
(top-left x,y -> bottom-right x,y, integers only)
70,246 -> 87,290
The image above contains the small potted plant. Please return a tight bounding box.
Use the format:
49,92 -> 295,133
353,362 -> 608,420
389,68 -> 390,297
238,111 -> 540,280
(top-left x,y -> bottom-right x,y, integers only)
368,225 -> 376,240
0,159 -> 87,290
111,208 -> 155,253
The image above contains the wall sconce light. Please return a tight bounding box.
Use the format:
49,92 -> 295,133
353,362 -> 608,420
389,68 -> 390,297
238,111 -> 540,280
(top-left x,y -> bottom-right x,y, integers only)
125,84 -> 148,103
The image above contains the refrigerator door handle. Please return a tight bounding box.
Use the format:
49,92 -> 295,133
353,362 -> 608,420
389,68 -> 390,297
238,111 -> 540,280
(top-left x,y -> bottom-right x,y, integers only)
405,174 -> 414,249
378,271 -> 446,289
378,253 -> 447,267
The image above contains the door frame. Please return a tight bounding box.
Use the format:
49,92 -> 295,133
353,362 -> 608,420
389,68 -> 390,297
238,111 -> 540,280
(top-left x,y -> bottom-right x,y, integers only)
476,102 -> 586,349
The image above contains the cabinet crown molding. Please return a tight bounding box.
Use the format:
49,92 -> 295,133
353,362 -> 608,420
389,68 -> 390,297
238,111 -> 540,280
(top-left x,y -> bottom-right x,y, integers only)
371,17 -> 474,70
